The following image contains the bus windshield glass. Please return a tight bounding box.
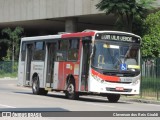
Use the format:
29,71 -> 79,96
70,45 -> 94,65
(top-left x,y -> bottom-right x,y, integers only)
91,41 -> 140,71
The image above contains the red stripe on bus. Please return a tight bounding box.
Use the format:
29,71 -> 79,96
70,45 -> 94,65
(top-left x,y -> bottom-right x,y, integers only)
91,68 -> 120,82
61,32 -> 95,38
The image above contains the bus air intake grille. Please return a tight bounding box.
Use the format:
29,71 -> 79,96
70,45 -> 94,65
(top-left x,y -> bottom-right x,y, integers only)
106,87 -> 132,92
106,81 -> 132,84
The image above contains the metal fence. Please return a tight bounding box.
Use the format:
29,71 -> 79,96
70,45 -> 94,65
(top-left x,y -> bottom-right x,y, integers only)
141,58 -> 160,100
0,61 -> 18,74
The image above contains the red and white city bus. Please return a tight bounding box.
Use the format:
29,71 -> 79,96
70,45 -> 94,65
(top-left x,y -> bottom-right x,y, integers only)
18,30 -> 141,102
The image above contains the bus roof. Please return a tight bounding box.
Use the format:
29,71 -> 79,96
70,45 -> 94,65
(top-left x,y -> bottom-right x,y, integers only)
61,31 -> 95,38
62,30 -> 141,39
21,35 -> 61,41
21,30 -> 141,41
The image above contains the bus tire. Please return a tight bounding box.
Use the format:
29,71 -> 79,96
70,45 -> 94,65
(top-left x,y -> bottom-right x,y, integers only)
41,89 -> 48,95
107,94 -> 120,103
32,76 -> 48,95
66,82 -> 79,100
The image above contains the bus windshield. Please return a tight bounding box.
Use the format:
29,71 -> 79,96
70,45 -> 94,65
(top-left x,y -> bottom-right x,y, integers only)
91,41 -> 140,71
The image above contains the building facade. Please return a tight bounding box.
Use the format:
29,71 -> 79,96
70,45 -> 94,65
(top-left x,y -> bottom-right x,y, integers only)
0,0 -> 117,36
0,0 -> 159,36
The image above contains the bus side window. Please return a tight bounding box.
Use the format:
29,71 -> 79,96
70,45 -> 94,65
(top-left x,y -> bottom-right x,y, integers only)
68,38 -> 79,61
56,40 -> 68,61
33,41 -> 45,61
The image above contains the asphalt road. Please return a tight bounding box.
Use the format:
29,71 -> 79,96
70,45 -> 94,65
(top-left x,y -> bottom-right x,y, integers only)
0,79 -> 160,120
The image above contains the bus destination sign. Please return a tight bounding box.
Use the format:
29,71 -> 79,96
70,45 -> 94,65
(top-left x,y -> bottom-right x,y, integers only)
101,34 -> 132,42
96,33 -> 140,43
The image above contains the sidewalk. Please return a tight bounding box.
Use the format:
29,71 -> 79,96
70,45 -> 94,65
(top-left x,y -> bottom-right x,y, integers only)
121,95 -> 160,105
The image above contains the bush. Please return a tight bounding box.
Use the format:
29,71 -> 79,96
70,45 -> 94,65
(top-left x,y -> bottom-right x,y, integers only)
142,11 -> 160,58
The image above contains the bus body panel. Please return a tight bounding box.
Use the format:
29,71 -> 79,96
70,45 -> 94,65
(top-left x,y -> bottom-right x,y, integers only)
57,62 -> 65,90
18,35 -> 61,88
61,31 -> 95,38
54,61 -> 80,91
53,62 -> 59,89
62,61 -> 80,91
31,61 -> 45,87
17,61 -> 25,86
88,69 -> 140,95
88,72 -> 140,94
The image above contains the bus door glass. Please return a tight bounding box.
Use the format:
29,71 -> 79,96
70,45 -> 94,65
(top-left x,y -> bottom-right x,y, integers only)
25,43 -> 33,84
46,42 -> 57,88
18,42 -> 26,86
80,37 -> 92,91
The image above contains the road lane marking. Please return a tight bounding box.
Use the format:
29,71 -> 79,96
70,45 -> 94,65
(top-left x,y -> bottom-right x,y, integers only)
0,104 -> 16,108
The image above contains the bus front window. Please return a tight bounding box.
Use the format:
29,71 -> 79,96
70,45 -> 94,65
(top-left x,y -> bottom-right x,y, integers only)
91,41 -> 140,71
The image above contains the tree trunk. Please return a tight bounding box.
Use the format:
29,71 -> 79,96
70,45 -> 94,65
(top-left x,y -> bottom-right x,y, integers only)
126,14 -> 133,32
12,42 -> 14,73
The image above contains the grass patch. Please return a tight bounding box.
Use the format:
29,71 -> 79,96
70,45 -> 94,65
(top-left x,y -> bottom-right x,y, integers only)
141,77 -> 160,90
0,72 -> 17,78
0,61 -> 18,78
140,77 -> 160,100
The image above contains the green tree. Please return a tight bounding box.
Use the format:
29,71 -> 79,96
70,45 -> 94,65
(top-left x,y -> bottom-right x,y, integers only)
142,11 -> 160,58
96,0 -> 157,32
1,27 -> 24,62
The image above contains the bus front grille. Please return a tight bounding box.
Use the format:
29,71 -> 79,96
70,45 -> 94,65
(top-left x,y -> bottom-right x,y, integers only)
106,87 -> 132,92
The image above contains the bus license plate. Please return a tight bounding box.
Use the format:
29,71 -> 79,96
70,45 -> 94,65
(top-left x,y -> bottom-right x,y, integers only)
116,87 -> 124,91
120,78 -> 132,82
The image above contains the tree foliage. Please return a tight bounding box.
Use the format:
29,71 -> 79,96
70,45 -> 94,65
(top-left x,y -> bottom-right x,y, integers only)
96,0 -> 157,32
1,27 -> 24,61
142,11 -> 160,58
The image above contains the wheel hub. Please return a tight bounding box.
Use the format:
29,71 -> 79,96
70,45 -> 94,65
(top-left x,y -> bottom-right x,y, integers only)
68,84 -> 74,94
33,81 -> 37,91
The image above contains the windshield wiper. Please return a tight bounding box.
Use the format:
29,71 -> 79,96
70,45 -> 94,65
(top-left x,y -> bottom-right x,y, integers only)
91,65 -> 106,70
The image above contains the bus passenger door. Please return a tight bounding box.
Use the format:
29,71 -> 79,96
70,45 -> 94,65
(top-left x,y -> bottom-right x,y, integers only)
25,44 -> 33,86
80,39 -> 92,91
46,43 -> 56,88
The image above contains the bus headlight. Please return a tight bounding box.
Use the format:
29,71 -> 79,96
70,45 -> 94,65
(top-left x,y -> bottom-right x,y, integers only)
132,76 -> 140,85
91,74 -> 104,83
132,79 -> 138,85
96,76 -> 104,83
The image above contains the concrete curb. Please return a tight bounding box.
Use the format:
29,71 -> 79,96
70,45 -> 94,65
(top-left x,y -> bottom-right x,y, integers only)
0,77 -> 17,80
121,97 -> 160,105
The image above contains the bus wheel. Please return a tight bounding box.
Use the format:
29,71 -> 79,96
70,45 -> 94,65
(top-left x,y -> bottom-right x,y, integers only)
66,82 -> 79,100
32,76 -> 40,95
107,94 -> 120,103
41,89 -> 48,95
32,76 -> 48,95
